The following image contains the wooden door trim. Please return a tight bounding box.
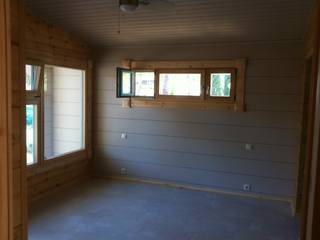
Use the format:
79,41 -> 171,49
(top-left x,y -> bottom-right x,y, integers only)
0,0 -> 12,239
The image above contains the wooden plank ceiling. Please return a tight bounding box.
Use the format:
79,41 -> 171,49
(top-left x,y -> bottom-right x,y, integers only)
25,0 -> 315,47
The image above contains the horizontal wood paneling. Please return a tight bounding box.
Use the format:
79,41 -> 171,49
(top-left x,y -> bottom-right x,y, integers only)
96,132 -> 297,163
28,159 -> 89,202
93,41 -> 303,199
95,118 -> 299,146
95,146 -> 296,180
25,13 -> 90,69
95,105 -> 301,129
25,14 -> 92,208
101,160 -> 296,198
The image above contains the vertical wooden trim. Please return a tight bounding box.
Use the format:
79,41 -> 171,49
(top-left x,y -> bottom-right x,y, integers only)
311,101 -> 320,239
121,59 -> 132,108
86,59 -> 93,160
235,58 -> 247,111
300,2 -> 320,239
0,0 -> 12,239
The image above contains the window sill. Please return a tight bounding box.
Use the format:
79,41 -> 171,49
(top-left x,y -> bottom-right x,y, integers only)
27,150 -> 88,177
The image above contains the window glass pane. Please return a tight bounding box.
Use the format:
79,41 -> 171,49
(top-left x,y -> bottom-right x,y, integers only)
122,71 -> 132,95
44,65 -> 85,160
159,73 -> 201,96
26,104 -> 37,165
135,72 -> 155,97
210,73 -> 231,97
25,64 -> 41,91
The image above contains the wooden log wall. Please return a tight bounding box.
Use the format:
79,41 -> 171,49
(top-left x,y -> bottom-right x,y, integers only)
25,13 -> 92,203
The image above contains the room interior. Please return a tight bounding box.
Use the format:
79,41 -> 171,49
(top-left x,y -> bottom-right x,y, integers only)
1,0 -> 320,239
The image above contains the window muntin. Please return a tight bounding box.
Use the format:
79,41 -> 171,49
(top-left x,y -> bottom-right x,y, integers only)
135,71 -> 155,97
44,65 -> 85,160
158,73 -> 202,97
25,64 -> 41,91
26,104 -> 38,165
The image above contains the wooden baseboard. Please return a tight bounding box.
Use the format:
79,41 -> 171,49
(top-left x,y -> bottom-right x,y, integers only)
96,175 -> 295,208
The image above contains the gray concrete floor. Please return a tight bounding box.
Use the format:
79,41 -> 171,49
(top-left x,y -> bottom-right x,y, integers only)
29,179 -> 299,240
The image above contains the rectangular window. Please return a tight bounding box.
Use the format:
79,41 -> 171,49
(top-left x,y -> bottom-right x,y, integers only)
117,68 -> 155,98
210,73 -> 231,97
159,72 -> 202,97
26,104 -> 38,165
115,59 -> 246,111
135,71 -> 155,97
117,68 -> 134,97
44,65 -> 85,160
25,64 -> 41,91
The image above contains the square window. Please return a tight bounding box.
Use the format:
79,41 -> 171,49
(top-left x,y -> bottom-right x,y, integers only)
210,73 -> 232,97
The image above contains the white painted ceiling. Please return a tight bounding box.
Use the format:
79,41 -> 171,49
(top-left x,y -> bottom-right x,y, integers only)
25,0 -> 315,47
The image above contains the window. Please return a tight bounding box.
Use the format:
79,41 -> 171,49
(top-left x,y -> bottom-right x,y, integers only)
207,69 -> 236,102
135,72 -> 154,97
158,72 -> 202,97
25,62 -> 86,166
25,64 -> 41,91
26,104 -> 38,165
116,59 -> 246,111
117,68 -> 155,98
44,65 -> 85,160
25,64 -> 41,166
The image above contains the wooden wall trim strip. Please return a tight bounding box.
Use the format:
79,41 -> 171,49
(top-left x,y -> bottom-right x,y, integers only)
0,0 -> 12,239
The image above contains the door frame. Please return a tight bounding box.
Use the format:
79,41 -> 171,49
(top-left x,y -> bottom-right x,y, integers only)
301,1 -> 320,239
0,0 -> 12,239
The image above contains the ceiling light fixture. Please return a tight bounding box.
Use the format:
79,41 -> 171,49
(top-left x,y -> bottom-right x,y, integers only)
119,0 -> 139,13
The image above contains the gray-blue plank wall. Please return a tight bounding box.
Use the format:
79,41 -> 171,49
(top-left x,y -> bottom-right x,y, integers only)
93,41 -> 303,200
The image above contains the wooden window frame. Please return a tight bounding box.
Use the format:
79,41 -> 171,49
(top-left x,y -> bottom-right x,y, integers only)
120,59 -> 247,111
133,69 -> 156,99
156,69 -> 206,102
25,59 -> 89,171
25,61 -> 43,168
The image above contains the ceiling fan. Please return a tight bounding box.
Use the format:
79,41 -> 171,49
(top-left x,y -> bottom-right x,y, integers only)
119,0 -> 175,13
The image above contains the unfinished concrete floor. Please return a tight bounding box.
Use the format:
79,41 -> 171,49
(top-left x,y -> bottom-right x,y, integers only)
29,179 -> 298,240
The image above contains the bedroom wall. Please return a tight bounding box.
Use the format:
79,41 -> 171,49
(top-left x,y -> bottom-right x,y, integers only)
93,40 -> 303,200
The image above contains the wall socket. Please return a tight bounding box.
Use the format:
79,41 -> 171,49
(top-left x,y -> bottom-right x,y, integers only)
120,167 -> 127,175
245,143 -> 253,151
121,133 -> 127,140
243,184 -> 251,191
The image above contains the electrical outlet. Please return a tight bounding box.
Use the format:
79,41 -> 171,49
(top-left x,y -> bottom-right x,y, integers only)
243,184 -> 251,191
120,168 -> 127,175
245,143 -> 253,151
121,133 -> 127,140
